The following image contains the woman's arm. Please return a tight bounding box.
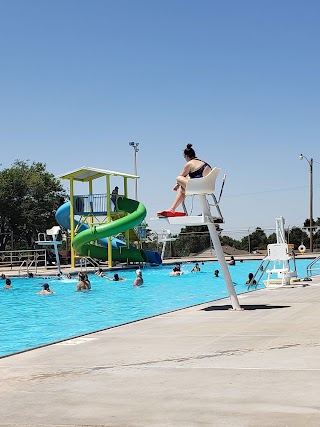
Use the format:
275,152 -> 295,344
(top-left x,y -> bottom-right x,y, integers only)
179,162 -> 192,178
173,162 -> 192,190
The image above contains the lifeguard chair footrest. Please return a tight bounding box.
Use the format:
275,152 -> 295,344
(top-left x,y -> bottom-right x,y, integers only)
157,211 -> 186,218
161,214 -> 224,226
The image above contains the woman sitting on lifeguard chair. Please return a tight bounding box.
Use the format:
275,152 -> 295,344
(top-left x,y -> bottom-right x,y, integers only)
157,144 -> 212,218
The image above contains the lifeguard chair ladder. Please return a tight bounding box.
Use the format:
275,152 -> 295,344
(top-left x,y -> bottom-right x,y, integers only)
161,167 -> 241,311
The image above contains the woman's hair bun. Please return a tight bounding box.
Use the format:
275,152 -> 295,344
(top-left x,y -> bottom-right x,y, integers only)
186,143 -> 193,149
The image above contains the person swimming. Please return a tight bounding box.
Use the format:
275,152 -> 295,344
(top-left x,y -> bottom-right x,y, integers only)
37,283 -> 54,295
133,269 -> 144,286
106,273 -> 125,282
246,273 -> 257,287
95,268 -> 104,277
229,256 -> 236,266
191,263 -> 200,272
170,264 -> 184,276
76,273 -> 90,291
3,278 -> 12,289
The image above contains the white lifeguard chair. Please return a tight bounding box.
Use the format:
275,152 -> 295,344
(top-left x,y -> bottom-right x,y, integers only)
36,226 -> 62,274
264,217 -> 297,287
158,228 -> 177,260
264,243 -> 297,287
265,244 -> 291,287
157,167 -> 241,311
249,217 -> 298,288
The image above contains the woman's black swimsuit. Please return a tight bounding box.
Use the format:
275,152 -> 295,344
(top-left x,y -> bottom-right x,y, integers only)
189,160 -> 211,178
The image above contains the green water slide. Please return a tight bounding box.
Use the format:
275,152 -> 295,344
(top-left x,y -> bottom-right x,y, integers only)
72,197 -> 148,263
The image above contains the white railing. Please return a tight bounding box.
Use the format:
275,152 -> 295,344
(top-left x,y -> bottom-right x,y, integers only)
76,256 -> 100,271
0,249 -> 47,274
307,255 -> 320,277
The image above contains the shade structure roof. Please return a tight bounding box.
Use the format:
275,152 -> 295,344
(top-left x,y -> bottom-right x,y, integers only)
58,166 -> 139,182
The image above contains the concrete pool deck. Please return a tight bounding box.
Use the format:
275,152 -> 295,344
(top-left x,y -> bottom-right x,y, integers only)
1,278 -> 320,426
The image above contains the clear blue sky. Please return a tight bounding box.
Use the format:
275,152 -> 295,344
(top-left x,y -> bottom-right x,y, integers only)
0,0 -> 319,239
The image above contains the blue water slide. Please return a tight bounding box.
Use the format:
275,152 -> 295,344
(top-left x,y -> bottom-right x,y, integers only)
56,202 -> 125,249
144,250 -> 162,265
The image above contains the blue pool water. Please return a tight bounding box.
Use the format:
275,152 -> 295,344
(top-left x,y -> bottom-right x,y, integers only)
0,259 -> 310,357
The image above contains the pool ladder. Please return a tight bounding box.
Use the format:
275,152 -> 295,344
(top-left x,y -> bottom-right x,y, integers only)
307,255 -> 320,277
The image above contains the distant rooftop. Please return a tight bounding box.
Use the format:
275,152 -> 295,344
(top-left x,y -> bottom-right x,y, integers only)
58,166 -> 139,182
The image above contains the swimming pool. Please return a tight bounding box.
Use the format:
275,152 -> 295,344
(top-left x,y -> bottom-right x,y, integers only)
0,259 -> 310,357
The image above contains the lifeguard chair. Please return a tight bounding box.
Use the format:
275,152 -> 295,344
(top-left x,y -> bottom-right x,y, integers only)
250,217 -> 298,288
264,243 -> 297,287
36,226 -> 62,274
158,228 -> 177,260
158,167 -> 241,311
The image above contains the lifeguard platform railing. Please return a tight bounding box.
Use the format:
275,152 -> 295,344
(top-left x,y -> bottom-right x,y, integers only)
73,193 -> 112,215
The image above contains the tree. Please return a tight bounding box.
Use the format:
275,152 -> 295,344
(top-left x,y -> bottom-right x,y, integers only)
0,160 -> 67,250
267,233 -> 277,245
289,226 -> 310,249
220,235 -> 241,249
239,227 -> 268,252
313,218 -> 320,250
171,225 -> 211,257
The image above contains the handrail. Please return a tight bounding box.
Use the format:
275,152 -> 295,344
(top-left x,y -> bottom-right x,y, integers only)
85,257 -> 99,268
217,174 -> 227,204
247,258 -> 270,290
19,258 -> 37,276
307,255 -> 320,277
76,256 -> 100,270
19,260 -> 27,277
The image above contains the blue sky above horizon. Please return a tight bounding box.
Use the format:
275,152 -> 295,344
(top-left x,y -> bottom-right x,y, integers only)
0,0 -> 319,238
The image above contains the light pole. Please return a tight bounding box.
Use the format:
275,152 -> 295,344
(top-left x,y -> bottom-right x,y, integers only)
129,142 -> 139,200
299,154 -> 313,252
247,227 -> 251,254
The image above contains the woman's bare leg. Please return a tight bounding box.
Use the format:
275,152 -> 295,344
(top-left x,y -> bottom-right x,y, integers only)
169,176 -> 189,212
169,186 -> 185,212
157,176 -> 189,214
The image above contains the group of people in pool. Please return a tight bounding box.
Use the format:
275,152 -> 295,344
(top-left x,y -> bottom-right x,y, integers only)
1,263 -> 257,292
1,268 -> 144,294
169,262 -> 221,278
1,274 -> 30,290
169,260 -> 256,286
94,268 -> 144,287
77,270 -> 144,290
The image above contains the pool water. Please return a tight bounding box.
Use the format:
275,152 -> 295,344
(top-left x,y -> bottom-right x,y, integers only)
0,259 -> 310,357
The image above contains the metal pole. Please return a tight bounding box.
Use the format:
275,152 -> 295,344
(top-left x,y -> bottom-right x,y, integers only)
134,148 -> 138,200
310,158 -> 313,252
129,142 -> 139,200
300,154 -> 314,253
198,195 -> 241,310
